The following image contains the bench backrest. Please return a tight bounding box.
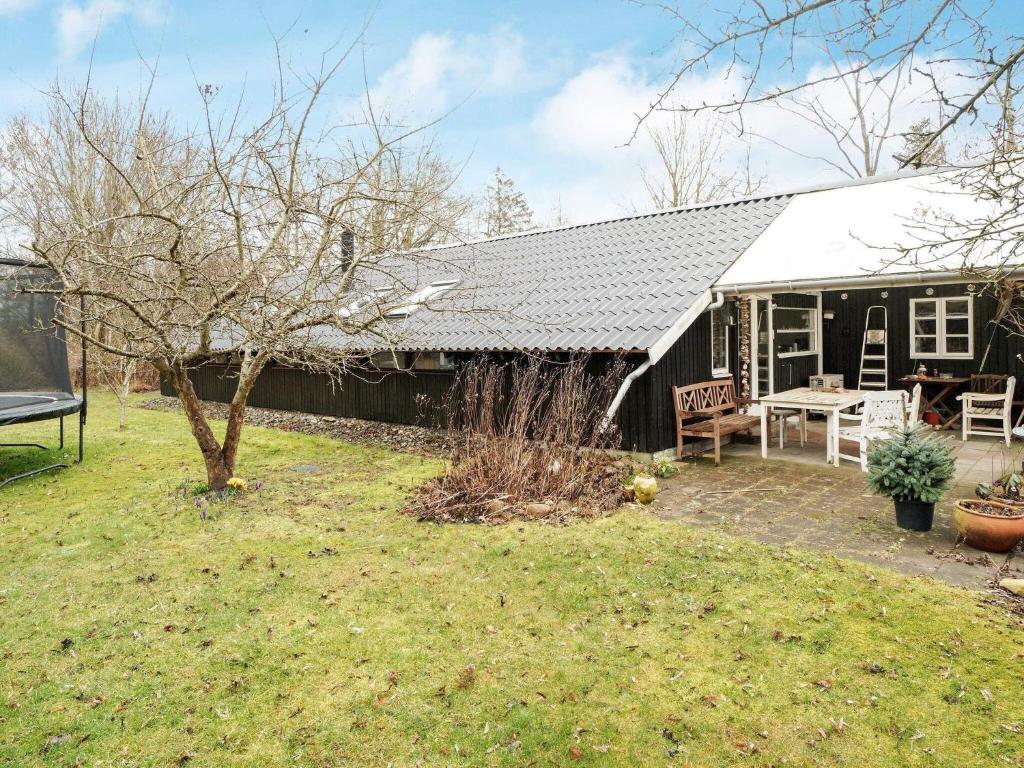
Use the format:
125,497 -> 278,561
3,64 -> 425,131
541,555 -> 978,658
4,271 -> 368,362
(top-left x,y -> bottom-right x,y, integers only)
672,379 -> 738,418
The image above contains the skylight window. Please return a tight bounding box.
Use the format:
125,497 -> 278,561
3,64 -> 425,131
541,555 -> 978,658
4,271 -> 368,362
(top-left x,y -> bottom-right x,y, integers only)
385,279 -> 460,319
337,286 -> 394,318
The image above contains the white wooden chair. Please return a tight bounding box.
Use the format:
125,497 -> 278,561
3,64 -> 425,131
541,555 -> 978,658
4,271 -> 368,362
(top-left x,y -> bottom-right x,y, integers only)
959,375 -> 1016,445
907,383 -> 922,425
831,390 -> 909,472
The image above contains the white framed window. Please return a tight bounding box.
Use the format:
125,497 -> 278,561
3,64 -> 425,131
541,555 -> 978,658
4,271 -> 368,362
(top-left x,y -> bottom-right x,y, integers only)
774,306 -> 818,358
710,307 -> 730,377
910,296 -> 973,358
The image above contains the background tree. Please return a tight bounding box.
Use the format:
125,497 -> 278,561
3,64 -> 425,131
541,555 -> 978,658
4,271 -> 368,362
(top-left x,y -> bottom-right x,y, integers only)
357,132 -> 472,254
481,166 -> 534,236
1,95 -> 176,429
637,1 -> 1021,166
640,113 -> 761,208
897,117 -> 949,168
760,55 -> 909,178
0,53 -> 466,491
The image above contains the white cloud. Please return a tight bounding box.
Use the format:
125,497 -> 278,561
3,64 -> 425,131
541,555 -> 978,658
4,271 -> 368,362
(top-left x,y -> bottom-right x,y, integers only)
56,0 -> 161,62
523,51 -> 974,223
358,26 -> 527,122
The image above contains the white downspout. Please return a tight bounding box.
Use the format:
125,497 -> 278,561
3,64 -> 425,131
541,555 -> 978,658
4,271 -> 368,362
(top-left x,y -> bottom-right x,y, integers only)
602,291 -> 726,428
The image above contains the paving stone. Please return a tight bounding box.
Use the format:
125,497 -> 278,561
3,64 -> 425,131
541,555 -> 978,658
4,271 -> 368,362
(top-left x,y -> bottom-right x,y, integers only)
657,453 -> 1018,590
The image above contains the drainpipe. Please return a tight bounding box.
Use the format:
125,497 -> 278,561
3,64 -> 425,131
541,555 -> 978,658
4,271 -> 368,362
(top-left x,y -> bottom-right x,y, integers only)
602,291 -> 726,429
601,357 -> 653,430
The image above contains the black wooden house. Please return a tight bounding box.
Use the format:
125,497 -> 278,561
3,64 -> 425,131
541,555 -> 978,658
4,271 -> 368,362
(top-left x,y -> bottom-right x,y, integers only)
170,167 -> 1024,455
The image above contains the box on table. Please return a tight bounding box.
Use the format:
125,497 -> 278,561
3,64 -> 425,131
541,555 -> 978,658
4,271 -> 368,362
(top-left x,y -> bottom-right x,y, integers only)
809,374 -> 844,392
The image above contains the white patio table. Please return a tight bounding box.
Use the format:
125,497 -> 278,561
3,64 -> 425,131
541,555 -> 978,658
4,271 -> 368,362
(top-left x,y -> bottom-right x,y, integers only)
758,387 -> 867,467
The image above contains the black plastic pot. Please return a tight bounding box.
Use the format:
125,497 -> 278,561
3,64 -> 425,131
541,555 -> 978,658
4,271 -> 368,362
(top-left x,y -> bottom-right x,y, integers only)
894,499 -> 935,532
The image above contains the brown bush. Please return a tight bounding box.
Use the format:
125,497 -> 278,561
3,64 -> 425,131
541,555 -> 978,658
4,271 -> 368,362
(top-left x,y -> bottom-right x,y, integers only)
408,355 -> 630,523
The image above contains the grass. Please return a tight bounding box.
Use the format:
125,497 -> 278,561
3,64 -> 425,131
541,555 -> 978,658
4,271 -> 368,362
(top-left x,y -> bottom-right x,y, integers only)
1,392 -> 1023,767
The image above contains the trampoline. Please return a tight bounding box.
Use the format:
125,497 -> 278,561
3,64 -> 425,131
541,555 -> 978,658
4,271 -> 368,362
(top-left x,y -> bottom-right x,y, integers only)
0,258 -> 86,489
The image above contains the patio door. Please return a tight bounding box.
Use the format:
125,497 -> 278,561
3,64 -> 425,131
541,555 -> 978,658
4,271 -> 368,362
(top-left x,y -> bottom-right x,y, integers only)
753,297 -> 772,398
749,293 -> 823,397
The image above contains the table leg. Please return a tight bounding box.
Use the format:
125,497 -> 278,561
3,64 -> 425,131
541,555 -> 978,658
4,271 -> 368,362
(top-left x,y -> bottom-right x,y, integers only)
832,407 -> 840,467
760,406 -> 768,459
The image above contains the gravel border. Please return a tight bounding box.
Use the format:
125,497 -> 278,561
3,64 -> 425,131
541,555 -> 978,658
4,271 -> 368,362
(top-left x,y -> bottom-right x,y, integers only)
137,396 -> 449,456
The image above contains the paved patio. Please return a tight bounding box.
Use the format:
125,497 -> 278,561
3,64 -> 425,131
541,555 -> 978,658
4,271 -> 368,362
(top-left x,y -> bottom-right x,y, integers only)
655,421 -> 1024,589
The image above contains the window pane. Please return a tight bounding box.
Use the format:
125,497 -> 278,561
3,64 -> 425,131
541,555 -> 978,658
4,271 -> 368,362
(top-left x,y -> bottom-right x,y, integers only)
711,311 -> 727,371
946,336 -> 970,354
913,301 -> 937,318
774,307 -> 813,331
914,337 -> 937,354
945,298 -> 969,316
946,317 -> 969,335
914,318 -> 937,335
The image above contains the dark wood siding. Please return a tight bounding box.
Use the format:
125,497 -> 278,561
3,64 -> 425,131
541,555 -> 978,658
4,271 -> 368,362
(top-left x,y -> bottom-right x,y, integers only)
165,351 -> 659,446
821,283 -> 1024,392
163,363 -> 458,427
625,313 -> 715,454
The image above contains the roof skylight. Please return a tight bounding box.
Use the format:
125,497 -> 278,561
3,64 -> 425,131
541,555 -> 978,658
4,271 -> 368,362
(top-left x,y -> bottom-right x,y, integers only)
384,279 -> 460,319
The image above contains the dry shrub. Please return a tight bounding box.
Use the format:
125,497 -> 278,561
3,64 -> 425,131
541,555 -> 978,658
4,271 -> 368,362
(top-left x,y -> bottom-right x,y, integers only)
408,355 -> 629,523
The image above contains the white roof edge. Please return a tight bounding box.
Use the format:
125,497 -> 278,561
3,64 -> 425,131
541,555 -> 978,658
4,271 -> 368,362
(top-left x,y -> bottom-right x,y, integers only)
714,266 -> 1024,295
412,165 -> 969,257
647,289 -> 714,364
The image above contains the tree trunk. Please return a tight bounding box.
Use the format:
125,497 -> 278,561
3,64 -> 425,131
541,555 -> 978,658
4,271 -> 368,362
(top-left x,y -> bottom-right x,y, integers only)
161,357 -> 268,492
118,373 -> 130,430
165,364 -> 234,491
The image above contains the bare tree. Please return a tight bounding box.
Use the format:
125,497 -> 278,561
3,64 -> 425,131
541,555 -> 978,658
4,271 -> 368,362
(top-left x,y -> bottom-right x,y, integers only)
760,56 -> 908,178
640,112 -> 761,208
2,95 -> 179,429
357,133 -> 472,254
635,1 -> 1021,165
0,51 -> 467,491
481,167 -> 534,236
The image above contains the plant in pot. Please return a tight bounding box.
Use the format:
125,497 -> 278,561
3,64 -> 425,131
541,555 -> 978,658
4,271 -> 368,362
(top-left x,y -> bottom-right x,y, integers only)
866,425 -> 956,531
954,467 -> 1024,553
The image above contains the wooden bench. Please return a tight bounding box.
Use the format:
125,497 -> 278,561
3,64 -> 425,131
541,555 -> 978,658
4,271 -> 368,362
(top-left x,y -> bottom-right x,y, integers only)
673,379 -> 760,465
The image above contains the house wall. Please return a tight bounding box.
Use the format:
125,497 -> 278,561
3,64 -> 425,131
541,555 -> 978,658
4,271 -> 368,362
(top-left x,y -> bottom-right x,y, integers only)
820,282 -> 1024,390
163,350 -> 666,447
624,313 -> 716,454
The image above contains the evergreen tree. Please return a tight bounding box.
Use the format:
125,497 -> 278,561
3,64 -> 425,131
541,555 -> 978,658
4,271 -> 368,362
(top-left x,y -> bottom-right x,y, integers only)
897,117 -> 949,167
482,167 -> 534,237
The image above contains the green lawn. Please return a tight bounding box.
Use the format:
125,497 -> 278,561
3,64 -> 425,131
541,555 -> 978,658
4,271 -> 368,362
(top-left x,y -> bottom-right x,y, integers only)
1,393 -> 1022,767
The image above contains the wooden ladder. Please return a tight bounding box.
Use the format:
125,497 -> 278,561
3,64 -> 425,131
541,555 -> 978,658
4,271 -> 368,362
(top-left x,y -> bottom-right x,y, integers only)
858,305 -> 888,390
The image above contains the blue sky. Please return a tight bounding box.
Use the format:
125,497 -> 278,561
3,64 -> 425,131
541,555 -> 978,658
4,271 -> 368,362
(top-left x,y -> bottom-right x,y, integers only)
0,1 -> 998,224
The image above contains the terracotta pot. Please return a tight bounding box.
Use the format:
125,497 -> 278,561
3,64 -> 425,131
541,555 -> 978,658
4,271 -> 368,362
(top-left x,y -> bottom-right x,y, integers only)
953,499 -> 1024,553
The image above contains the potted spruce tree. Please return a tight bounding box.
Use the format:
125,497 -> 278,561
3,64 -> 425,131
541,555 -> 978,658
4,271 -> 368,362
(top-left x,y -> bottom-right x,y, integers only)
866,425 -> 956,531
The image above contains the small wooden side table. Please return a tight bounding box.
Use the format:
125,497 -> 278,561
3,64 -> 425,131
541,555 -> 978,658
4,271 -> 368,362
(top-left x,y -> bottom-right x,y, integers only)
899,376 -> 969,429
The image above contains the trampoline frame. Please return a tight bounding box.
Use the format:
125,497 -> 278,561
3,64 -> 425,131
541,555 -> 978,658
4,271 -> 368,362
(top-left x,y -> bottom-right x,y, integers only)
0,258 -> 87,489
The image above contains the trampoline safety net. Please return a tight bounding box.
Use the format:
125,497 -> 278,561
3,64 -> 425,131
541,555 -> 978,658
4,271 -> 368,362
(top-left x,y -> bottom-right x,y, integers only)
0,261 -> 74,395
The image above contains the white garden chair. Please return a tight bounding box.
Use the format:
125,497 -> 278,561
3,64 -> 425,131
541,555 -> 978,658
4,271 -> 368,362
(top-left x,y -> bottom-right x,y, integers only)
959,375 -> 1016,445
907,383 -> 922,425
831,390 -> 909,472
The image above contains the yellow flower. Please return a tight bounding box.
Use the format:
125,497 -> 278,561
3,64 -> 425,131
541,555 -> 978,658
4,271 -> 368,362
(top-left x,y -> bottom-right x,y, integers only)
226,477 -> 247,491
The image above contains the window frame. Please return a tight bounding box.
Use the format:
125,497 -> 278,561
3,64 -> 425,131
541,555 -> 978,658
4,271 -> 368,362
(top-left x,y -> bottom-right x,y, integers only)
710,306 -> 731,378
909,295 -> 973,359
773,305 -> 818,359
